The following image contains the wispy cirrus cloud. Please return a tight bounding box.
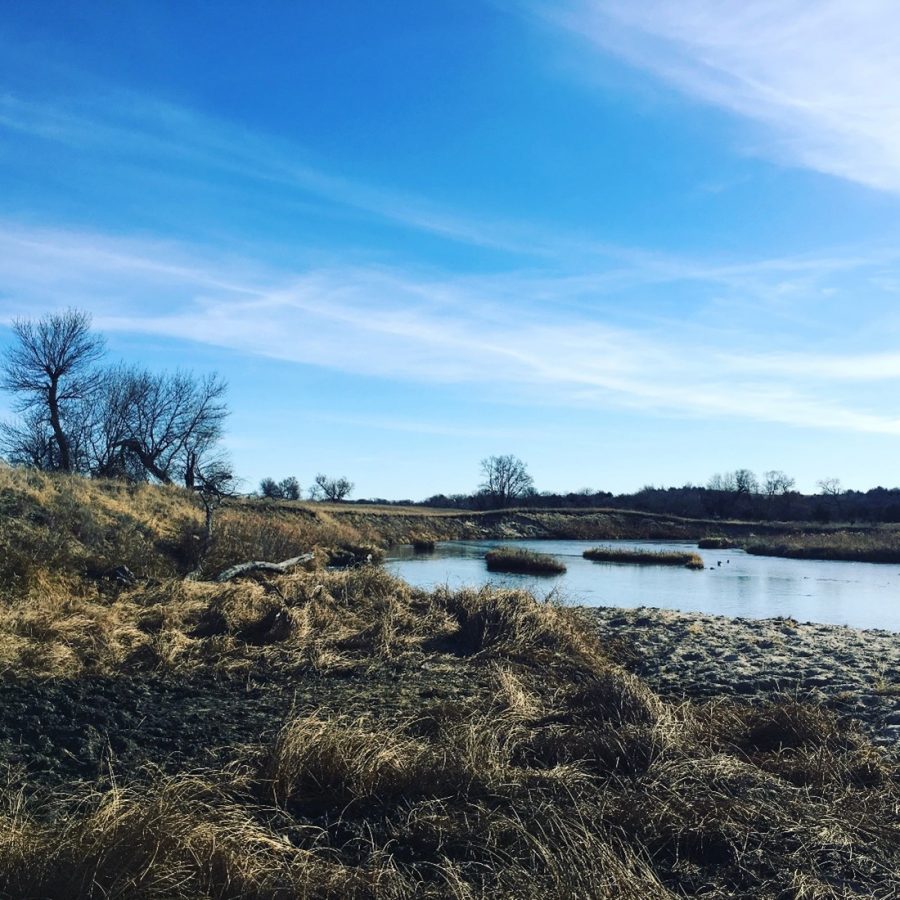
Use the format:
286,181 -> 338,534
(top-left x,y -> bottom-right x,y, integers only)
5,84 -> 900,296
0,91 -> 559,257
539,1 -> 900,193
2,221 -> 900,436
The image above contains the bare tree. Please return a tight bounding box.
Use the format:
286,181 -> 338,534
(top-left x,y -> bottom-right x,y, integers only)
187,457 -> 237,578
108,368 -> 228,486
761,469 -> 795,519
260,477 -> 282,499
479,454 -> 534,508
1,309 -> 105,472
763,470 -> 795,499
817,477 -> 842,497
707,469 -> 758,496
309,473 -> 353,502
279,476 -> 301,500
0,409 -> 57,470
707,472 -> 736,492
732,468 -> 759,496
85,364 -> 146,480
259,476 -> 300,500
817,476 -> 844,519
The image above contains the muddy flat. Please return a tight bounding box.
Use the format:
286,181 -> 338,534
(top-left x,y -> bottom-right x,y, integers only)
587,605 -> 900,747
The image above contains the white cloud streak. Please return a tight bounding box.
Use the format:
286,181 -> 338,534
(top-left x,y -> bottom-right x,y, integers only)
0,91 -> 561,257
543,0 -> 900,193
2,222 -> 900,436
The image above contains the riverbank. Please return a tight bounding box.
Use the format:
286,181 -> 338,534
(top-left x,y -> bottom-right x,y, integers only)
586,605 -> 900,748
261,498 -> 900,564
2,572 -> 897,897
302,502 -> 793,544
0,470 -> 897,896
744,529 -> 900,563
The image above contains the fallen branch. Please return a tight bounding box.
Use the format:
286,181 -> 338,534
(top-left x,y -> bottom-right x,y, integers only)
214,553 -> 315,583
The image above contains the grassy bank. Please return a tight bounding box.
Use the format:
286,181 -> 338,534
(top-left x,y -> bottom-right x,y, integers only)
584,546 -> 705,570
294,501 -> 796,545
485,546 -> 566,575
0,469 -> 897,896
2,566 -> 897,896
745,529 -> 900,564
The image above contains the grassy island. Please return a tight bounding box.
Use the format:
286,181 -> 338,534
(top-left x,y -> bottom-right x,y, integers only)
584,546 -> 705,569
484,546 -> 566,574
698,536 -> 736,549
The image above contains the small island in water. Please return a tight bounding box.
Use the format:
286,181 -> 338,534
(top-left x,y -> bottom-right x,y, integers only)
583,545 -> 705,569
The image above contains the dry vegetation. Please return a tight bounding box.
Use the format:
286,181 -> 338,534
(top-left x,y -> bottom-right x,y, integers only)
484,547 -> 566,575
744,529 -> 900,563
584,546 -> 705,570
698,537 -> 736,550
0,468 -> 897,898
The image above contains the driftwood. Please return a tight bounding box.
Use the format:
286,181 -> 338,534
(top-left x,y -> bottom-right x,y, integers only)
214,553 -> 315,583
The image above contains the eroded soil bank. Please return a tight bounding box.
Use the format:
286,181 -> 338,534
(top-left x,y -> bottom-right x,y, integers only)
319,505 -> 796,545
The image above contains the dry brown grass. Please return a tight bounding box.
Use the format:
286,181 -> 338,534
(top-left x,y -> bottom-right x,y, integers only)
0,468 -> 385,600
745,528 -> 900,563
0,470 -> 897,897
484,547 -> 566,574
0,565 -> 463,679
584,546 -> 705,569
3,662 -> 896,898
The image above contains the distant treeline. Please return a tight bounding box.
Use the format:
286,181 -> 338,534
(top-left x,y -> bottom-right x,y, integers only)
353,485 -> 900,524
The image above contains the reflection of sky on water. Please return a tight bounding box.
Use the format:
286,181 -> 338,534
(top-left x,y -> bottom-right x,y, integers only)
385,539 -> 900,632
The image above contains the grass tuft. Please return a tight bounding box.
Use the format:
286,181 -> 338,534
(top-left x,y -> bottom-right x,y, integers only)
697,536 -> 735,549
584,546 -> 705,569
484,547 -> 566,575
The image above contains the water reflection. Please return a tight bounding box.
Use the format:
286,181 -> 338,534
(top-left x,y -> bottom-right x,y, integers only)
385,539 -> 900,632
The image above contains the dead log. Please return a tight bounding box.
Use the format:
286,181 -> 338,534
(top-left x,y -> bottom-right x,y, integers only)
214,553 -> 315,583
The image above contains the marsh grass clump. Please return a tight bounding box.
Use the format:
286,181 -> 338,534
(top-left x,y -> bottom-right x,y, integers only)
411,536 -> 436,553
435,585 -> 609,675
584,546 -> 704,569
485,547 -> 566,575
698,536 -> 734,549
0,772 -> 392,899
4,668 -> 896,899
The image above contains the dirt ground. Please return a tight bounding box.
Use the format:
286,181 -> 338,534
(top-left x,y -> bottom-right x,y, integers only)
0,654 -> 491,793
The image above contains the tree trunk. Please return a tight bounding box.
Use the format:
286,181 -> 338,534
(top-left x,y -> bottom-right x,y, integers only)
47,376 -> 71,471
119,440 -> 173,484
214,553 -> 315,583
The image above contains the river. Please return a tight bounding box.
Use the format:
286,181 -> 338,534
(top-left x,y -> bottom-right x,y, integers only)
385,539 -> 900,632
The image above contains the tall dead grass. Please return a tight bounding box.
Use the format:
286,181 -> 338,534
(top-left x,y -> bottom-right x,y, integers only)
3,661 -> 896,898
0,566 -> 461,678
745,529 -> 900,563
0,470 -> 897,896
0,468 -> 380,601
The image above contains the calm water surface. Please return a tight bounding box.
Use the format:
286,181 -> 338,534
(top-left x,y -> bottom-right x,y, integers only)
385,539 -> 900,632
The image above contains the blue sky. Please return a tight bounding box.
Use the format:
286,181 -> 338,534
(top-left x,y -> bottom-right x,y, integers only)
2,1 -> 900,498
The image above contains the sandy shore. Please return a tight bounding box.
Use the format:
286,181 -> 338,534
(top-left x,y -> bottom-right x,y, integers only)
584,605 -> 900,748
